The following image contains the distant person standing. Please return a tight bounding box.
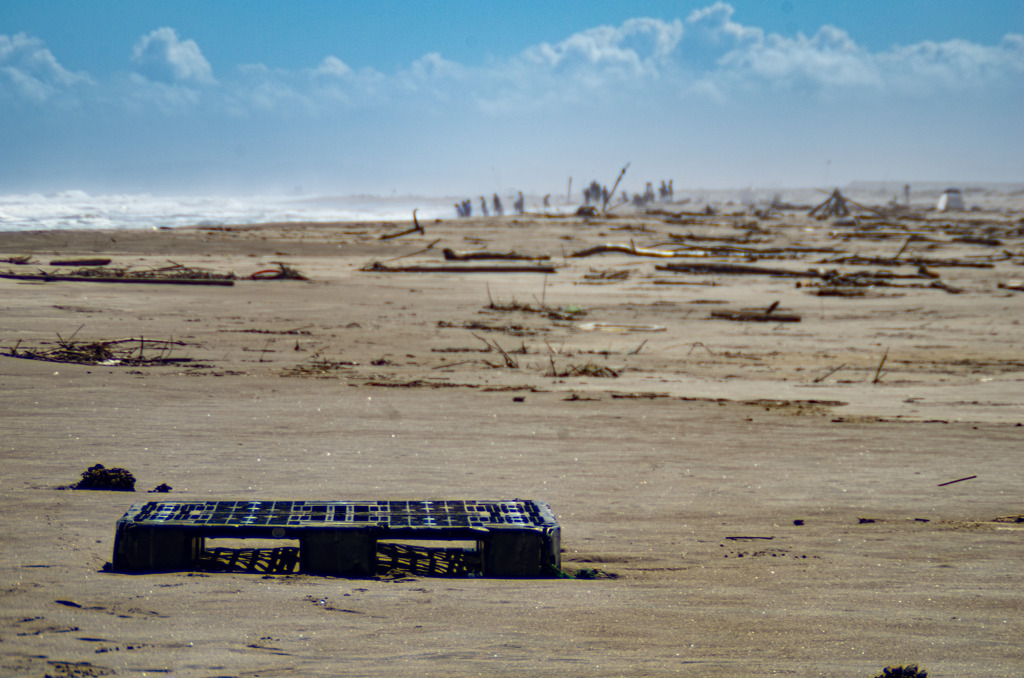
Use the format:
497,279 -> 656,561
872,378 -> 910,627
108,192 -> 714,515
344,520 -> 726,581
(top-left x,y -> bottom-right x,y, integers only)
513,191 -> 524,215
492,194 -> 504,216
480,197 -> 489,216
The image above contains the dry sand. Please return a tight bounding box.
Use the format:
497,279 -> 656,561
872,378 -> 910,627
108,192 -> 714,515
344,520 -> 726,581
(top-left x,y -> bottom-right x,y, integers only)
1,202 -> 1023,677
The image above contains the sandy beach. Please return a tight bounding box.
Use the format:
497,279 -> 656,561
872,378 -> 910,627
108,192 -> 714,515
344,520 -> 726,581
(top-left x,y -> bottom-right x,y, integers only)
2,201 -> 1023,676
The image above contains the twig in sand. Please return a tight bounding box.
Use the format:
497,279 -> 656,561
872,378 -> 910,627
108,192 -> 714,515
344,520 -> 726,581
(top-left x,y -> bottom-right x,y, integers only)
686,342 -> 714,356
872,346 -> 889,383
471,332 -> 518,368
379,209 -> 425,240
892,236 -> 914,262
813,364 -> 847,383
628,340 -> 648,355
384,239 -> 441,263
937,475 -> 977,487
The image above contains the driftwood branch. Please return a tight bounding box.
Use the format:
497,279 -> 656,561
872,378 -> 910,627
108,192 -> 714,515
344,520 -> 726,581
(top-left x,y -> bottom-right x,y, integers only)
362,262 -> 557,274
570,243 -> 682,258
0,272 -> 234,286
379,209 -> 425,240
443,249 -> 549,261
603,163 -> 630,213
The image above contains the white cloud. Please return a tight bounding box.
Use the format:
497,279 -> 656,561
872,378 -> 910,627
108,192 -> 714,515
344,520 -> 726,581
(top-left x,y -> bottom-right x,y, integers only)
0,32 -> 92,103
524,17 -> 683,78
717,25 -> 883,90
876,33 -> 1024,92
313,56 -> 352,78
131,27 -> 215,84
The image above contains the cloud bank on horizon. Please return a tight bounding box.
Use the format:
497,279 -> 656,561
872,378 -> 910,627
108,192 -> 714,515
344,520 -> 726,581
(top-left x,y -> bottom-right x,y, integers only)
2,3 -> 1022,196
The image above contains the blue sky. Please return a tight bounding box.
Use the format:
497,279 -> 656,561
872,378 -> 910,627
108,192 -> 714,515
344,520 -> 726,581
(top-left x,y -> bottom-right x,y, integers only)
2,1 -> 1022,196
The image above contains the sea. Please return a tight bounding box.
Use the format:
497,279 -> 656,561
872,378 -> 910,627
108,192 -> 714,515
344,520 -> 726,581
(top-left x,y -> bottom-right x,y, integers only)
0,191 -> 468,233
2,183 -> 1019,233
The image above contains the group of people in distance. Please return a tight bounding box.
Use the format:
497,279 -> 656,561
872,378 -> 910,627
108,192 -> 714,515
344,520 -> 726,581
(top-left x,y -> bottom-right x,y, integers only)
454,192 -> 525,218
455,180 -> 674,218
582,178 -> 674,208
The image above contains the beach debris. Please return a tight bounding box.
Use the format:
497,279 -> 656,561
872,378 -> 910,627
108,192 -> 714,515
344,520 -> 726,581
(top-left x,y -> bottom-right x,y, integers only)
872,346 -> 890,383
443,248 -> 549,261
813,364 -> 847,383
937,475 -> 977,487
547,358 -> 618,378
575,205 -> 598,217
437,320 -> 536,336
0,262 -> 236,285
284,354 -> 359,377
873,665 -> 927,678
809,188 -> 882,219
603,163 -> 630,212
379,209 -> 425,240
362,262 -> 556,274
710,301 -> 801,323
998,279 -> 1024,292
248,262 -> 308,280
822,253 -> 995,268
472,333 -> 519,368
569,242 -> 683,258
68,463 -> 136,491
4,332 -> 193,366
0,255 -> 34,265
149,483 -> 173,493
657,262 -> 820,277
49,258 -> 112,267
576,322 -> 666,332
582,268 -> 632,282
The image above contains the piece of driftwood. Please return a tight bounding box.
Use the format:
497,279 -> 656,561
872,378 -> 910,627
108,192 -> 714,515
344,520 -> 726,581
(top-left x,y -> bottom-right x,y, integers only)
809,188 -> 884,219
603,163 -> 629,212
50,258 -> 112,267
998,280 -> 1024,292
711,301 -> 800,323
710,310 -> 801,322
443,248 -> 549,261
656,262 -> 819,277
823,254 -> 994,268
379,209 -> 424,240
362,262 -> 556,274
570,243 -> 682,258
937,475 -> 977,487
0,272 -> 234,286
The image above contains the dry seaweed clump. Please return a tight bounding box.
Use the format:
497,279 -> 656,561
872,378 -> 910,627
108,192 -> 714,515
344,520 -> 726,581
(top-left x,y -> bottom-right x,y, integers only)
68,464 -> 136,491
873,665 -> 927,678
4,335 -> 192,366
69,263 -> 236,281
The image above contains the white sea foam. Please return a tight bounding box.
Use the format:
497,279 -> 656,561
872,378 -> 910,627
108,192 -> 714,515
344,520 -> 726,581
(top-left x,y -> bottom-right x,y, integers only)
0,192 -> 460,232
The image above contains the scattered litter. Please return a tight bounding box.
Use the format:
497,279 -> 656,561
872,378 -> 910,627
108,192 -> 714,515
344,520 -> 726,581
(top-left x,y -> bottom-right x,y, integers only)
248,262 -> 308,280
576,322 -> 666,332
